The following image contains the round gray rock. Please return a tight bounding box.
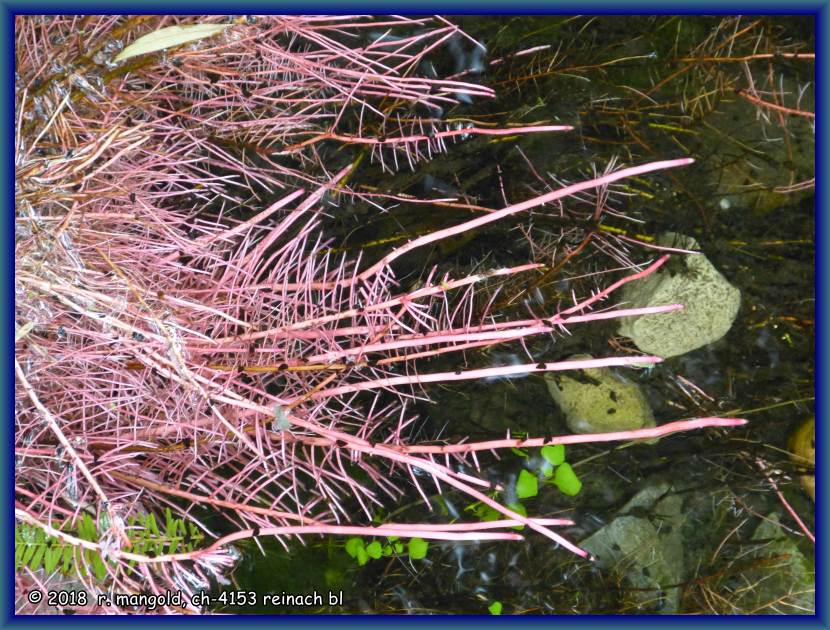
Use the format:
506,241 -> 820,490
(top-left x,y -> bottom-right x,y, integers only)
617,233 -> 741,358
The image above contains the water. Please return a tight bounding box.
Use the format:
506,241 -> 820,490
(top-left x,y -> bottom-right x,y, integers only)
224,15 -> 814,614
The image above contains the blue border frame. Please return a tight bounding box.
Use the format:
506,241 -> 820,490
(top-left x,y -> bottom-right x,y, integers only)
3,4 -> 825,627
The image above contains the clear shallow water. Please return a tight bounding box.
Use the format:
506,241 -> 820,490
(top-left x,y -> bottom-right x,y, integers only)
224,15 -> 814,614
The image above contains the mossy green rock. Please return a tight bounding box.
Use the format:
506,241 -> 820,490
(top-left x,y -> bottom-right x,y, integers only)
617,233 -> 741,358
544,354 -> 654,434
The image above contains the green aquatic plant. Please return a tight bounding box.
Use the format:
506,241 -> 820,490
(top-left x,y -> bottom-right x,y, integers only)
15,509 -> 204,582
464,445 -> 581,532
516,469 -> 538,500
343,535 -> 426,566
540,445 -> 582,496
541,444 -> 566,467
513,444 -> 582,498
550,462 -> 582,497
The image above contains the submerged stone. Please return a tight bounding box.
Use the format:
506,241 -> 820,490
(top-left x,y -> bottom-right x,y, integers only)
580,482 -> 685,613
789,416 -> 815,502
732,513 -> 815,614
617,233 -> 741,358
544,354 -> 655,434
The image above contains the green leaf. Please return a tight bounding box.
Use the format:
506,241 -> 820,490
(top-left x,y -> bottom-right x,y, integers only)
165,508 -> 175,539
76,549 -> 88,577
471,502 -> 500,522
386,536 -> 399,542
394,543 -> 404,554
510,447 -> 529,459
408,537 -> 428,560
91,552 -> 108,581
21,538 -> 37,567
463,501 -> 480,513
345,537 -> 364,559
541,444 -> 565,466
506,502 -> 527,530
356,546 -> 369,566
146,513 -> 159,536
366,541 -> 383,559
482,506 -> 501,522
62,544 -> 74,573
76,515 -> 91,541
114,24 -> 233,63
488,601 -> 503,615
382,545 -> 393,557
44,545 -> 61,574
29,542 -> 46,571
516,469 -> 538,499
541,461 -> 554,479
82,513 -> 99,541
553,462 -> 582,496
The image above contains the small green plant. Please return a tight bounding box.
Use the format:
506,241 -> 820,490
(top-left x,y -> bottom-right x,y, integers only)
537,444 -> 582,496
343,445 -> 583,571
541,444 -> 565,466
462,445 -> 582,535
516,469 -> 538,499
15,509 -> 204,581
343,535 -> 427,566
464,496 -> 527,530
505,502 -> 527,530
550,461 -> 582,496
488,600 -> 503,615
407,537 -> 428,560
